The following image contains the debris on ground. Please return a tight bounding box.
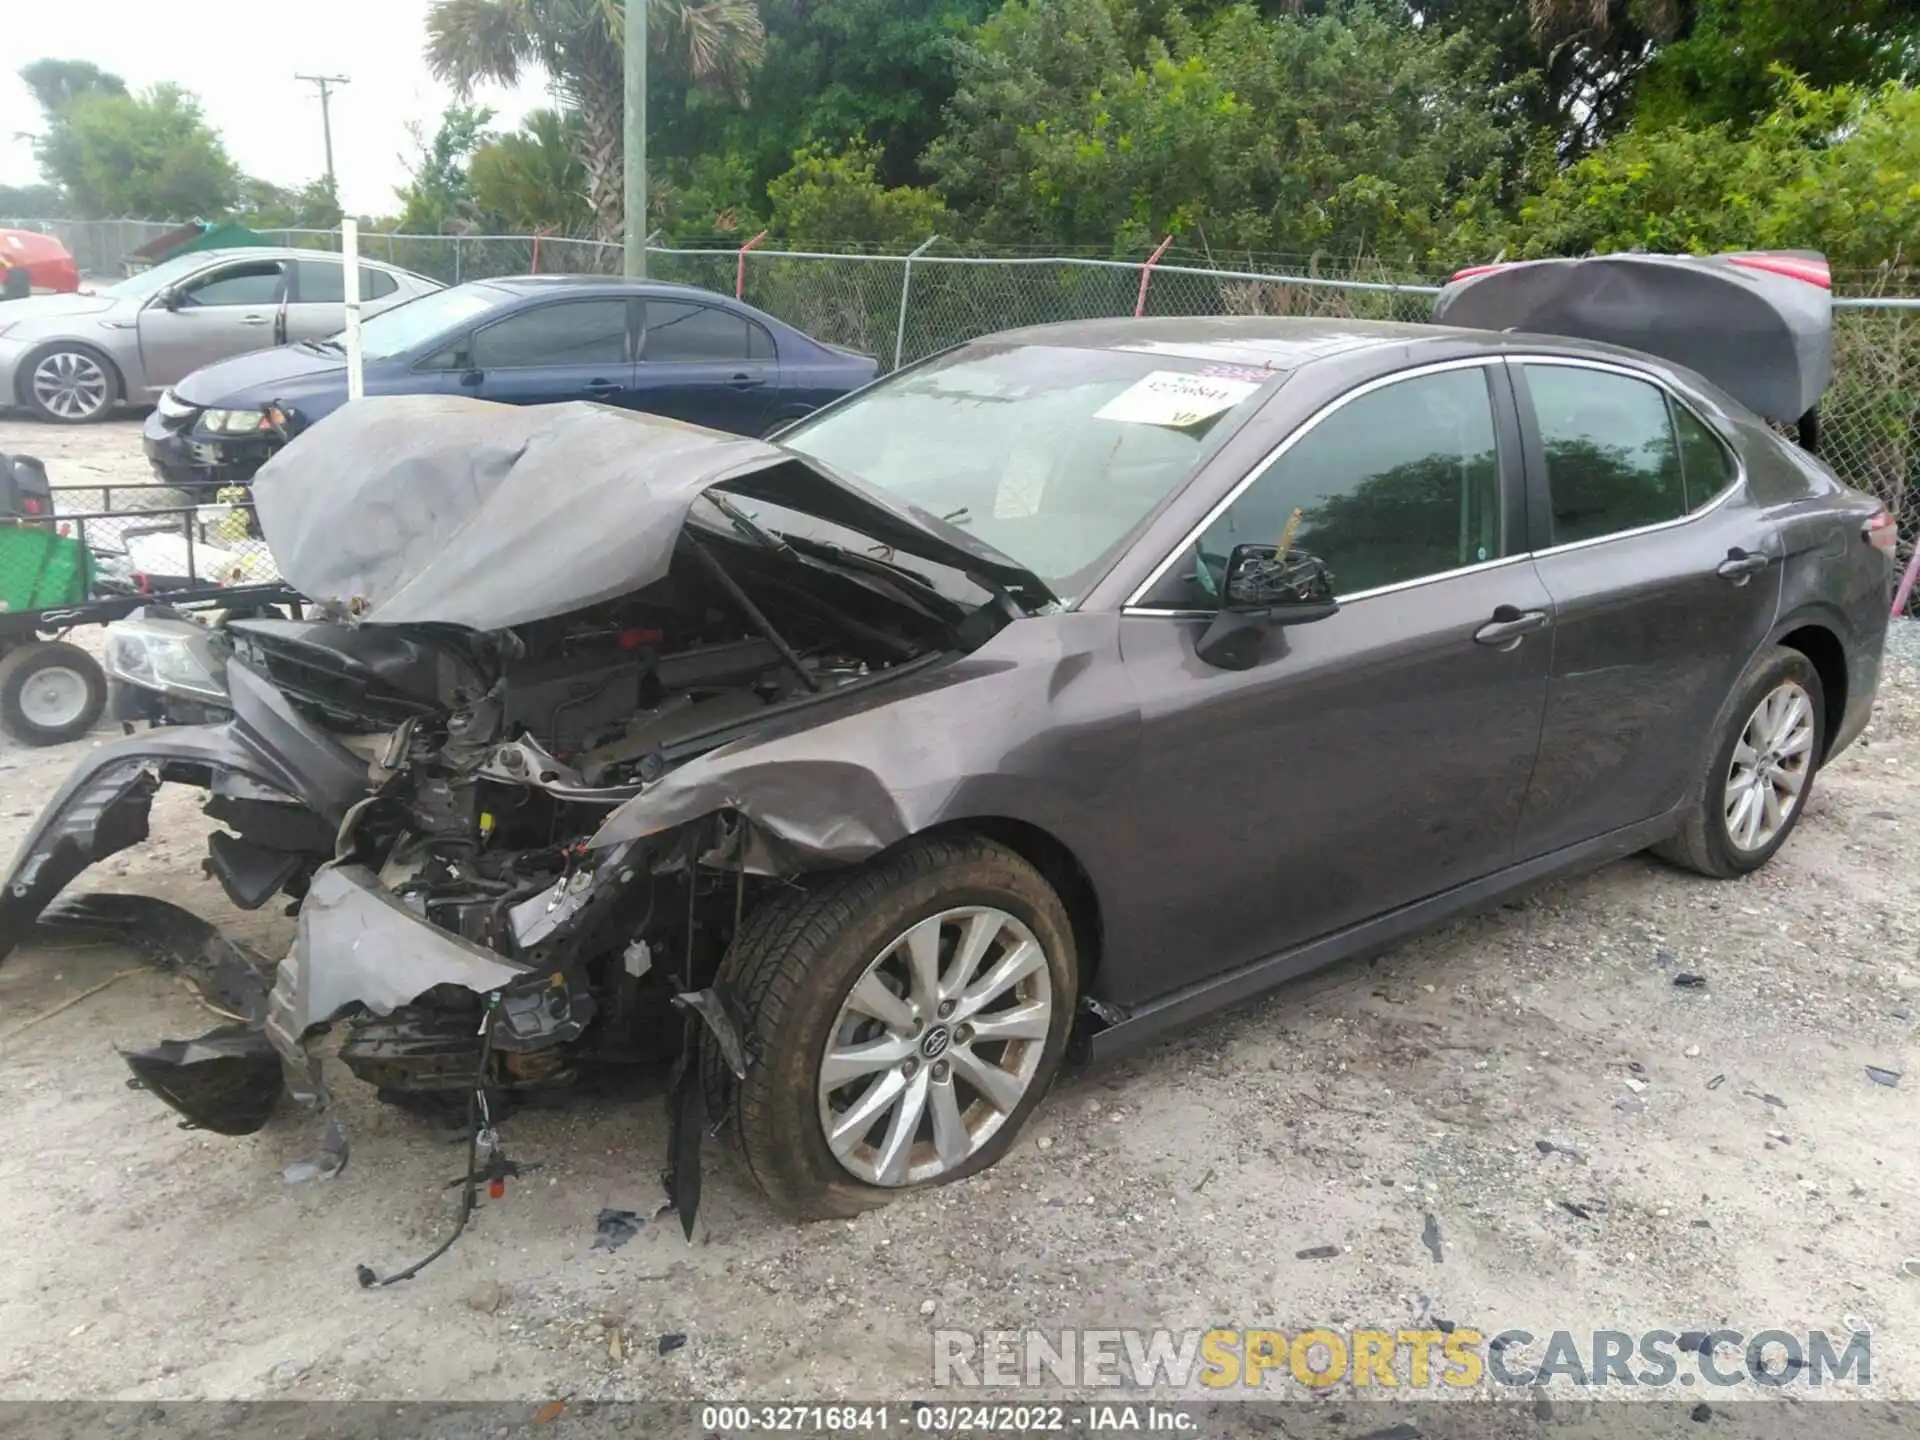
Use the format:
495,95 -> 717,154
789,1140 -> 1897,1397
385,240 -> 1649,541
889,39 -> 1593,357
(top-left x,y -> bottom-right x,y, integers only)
657,1333 -> 688,1355
1867,1066 -> 1902,1088
1295,1245 -> 1340,1260
1673,973 -> 1708,989
1422,1213 -> 1443,1263
1558,1200 -> 1594,1221
1706,1074 -> 1727,1090
467,1281 -> 503,1314
592,1209 -> 644,1251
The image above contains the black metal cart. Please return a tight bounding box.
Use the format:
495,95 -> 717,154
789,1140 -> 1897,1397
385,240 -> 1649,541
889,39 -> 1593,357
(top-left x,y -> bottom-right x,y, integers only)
0,455 -> 297,745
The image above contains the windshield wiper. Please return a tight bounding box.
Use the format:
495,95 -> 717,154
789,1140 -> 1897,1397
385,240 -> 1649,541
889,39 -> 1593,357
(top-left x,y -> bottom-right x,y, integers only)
300,337 -> 347,355
700,491 -> 793,556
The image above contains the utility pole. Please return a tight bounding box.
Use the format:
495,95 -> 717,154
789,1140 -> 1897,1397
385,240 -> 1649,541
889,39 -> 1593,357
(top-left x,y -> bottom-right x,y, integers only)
296,74 -> 351,191
623,0 -> 646,277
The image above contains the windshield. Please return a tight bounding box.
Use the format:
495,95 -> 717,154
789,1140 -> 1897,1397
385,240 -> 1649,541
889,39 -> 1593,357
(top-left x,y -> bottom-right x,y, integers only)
778,344 -> 1281,602
351,282 -> 503,360
94,252 -> 236,302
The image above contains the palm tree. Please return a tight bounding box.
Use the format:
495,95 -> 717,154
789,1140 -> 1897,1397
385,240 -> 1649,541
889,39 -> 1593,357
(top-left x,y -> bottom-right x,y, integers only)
426,0 -> 763,244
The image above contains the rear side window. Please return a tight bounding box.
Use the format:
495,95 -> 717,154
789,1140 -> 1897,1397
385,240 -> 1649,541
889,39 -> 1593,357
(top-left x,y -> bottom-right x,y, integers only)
294,259 -> 399,303
471,300 -> 628,368
1672,401 -> 1737,510
1140,365 -> 1504,608
1525,365 -> 1686,545
643,301 -> 772,362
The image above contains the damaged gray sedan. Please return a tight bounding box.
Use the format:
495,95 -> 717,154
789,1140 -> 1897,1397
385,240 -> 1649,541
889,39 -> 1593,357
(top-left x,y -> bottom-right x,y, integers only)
0,289 -> 1894,1235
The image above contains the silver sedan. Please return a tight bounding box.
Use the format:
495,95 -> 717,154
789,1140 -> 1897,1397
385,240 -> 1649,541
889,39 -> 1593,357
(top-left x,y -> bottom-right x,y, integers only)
0,247 -> 438,423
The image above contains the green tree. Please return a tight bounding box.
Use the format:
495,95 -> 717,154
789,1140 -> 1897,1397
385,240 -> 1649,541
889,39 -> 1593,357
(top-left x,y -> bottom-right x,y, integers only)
32,84 -> 240,220
1479,77 -> 1920,271
471,108 -> 593,232
234,174 -> 345,229
426,0 -> 767,244
17,59 -> 126,115
765,143 -> 947,247
394,104 -> 497,232
656,0 -> 989,198
0,183 -> 68,218
1632,0 -> 1920,131
927,0 -> 1514,265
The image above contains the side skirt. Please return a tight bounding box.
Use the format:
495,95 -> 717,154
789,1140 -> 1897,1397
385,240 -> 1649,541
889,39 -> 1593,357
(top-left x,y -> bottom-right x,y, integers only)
1082,802 -> 1688,1065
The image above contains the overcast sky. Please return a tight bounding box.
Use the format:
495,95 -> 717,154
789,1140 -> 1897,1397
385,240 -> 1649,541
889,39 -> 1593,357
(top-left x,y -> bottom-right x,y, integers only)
1,0 -> 553,216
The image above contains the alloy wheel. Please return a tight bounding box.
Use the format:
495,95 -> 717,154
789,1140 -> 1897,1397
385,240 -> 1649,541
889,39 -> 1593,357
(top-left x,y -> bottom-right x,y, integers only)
32,351 -> 111,420
1724,680 -> 1816,852
816,906 -> 1054,1187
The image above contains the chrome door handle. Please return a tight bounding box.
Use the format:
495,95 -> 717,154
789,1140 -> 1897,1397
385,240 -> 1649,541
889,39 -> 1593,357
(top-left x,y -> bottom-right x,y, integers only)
1717,548 -> 1770,584
1474,606 -> 1551,649
239,315 -> 271,326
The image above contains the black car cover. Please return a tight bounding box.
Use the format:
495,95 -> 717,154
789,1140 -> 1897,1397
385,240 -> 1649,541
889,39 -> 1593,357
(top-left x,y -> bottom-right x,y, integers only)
1432,252 -> 1833,425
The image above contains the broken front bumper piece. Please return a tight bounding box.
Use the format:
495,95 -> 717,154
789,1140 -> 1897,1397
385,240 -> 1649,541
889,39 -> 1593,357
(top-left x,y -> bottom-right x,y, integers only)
263,864 -> 595,1178
0,659 -> 368,965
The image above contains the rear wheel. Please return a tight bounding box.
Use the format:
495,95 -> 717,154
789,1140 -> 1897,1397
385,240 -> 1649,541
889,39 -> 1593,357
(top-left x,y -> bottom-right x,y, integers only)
0,640 -> 108,745
1654,646 -> 1824,878
721,834 -> 1078,1220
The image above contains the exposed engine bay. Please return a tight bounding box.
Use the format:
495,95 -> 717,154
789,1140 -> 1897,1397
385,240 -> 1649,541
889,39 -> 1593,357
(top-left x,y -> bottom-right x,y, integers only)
0,395 -> 1060,1274
238,522 -> 963,1120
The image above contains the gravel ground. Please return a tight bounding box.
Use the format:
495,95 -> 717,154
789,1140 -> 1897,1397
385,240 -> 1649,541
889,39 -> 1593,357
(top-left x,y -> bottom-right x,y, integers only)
1,415 -> 1917,1411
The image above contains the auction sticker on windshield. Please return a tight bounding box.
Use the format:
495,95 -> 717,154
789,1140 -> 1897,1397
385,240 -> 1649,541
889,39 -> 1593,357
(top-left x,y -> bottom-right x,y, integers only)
1095,370 -> 1262,428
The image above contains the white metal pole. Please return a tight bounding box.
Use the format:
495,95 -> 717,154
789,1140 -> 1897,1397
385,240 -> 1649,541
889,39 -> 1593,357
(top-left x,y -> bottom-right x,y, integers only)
893,234 -> 940,372
342,218 -> 364,401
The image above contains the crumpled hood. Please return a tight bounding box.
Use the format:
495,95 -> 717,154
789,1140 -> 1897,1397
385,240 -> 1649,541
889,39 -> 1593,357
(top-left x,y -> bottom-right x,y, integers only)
250,395 -> 1054,632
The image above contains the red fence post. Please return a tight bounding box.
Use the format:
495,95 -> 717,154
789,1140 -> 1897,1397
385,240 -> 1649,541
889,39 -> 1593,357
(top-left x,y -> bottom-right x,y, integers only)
531,226 -> 557,274
1134,234 -> 1174,317
737,230 -> 769,299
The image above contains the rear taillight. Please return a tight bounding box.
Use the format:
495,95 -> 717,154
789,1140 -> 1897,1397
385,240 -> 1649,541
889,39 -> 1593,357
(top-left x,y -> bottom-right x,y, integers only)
1865,510 -> 1897,553
22,497 -> 41,515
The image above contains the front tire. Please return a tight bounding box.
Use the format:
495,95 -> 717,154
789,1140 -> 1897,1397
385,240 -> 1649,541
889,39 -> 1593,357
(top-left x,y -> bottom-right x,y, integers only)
22,344 -> 121,424
722,834 -> 1078,1221
1654,646 -> 1824,878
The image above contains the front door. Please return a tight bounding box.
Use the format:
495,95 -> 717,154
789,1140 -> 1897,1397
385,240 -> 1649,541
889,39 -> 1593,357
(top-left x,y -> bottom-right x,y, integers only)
1511,358 -> 1785,856
631,299 -> 779,435
137,257 -> 289,390
459,297 -> 637,408
1116,361 -> 1553,995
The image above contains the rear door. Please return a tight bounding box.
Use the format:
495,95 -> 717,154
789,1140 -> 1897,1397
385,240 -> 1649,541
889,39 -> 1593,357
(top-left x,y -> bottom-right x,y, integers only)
137,257 -> 289,387
631,299 -> 778,434
283,258 -> 407,344
455,297 -> 636,407
1115,359 -> 1552,992
1512,357 -> 1783,857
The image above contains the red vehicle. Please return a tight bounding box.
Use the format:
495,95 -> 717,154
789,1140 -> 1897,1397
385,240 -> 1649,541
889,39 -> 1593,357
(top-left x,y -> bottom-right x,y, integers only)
0,230 -> 81,298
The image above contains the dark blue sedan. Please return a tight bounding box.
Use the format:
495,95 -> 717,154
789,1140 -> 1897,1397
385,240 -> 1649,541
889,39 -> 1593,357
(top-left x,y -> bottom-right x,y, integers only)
142,276 -> 879,491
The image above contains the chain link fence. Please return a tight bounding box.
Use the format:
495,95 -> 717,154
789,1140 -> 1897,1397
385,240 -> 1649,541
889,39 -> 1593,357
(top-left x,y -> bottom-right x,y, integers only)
6,217 -> 1914,603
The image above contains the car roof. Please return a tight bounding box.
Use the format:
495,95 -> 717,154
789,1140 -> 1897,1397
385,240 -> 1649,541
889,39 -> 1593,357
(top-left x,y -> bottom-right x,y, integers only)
166,246 -> 414,271
981,316 -> 1482,372
481,275 -> 733,301
977,314 -> 1746,396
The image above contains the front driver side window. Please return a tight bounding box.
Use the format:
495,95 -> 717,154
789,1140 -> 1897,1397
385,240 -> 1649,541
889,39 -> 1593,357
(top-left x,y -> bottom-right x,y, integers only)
178,261 -> 286,307
1139,366 -> 1504,610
